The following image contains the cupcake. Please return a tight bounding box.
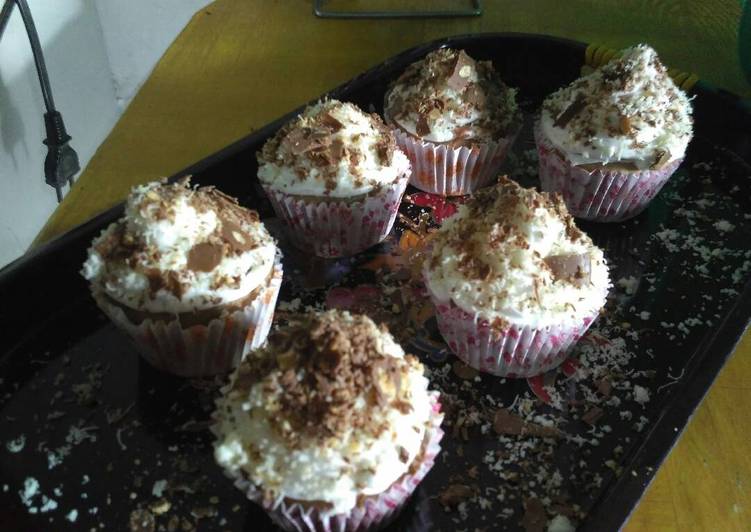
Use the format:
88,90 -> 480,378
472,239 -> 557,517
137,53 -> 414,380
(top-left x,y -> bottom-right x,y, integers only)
384,47 -> 521,196
212,310 -> 443,531
423,177 -> 610,377
258,99 -> 411,258
82,179 -> 283,377
535,44 -> 693,222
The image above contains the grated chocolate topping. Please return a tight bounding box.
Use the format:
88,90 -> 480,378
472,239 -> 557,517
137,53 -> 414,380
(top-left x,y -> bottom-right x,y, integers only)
258,100 -> 399,193
385,47 -> 520,142
228,310 -> 424,447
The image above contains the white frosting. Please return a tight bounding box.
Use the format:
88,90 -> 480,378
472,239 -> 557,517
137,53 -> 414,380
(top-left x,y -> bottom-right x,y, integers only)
82,181 -> 277,313
258,100 -> 410,198
540,44 -> 693,169
214,312 -> 435,516
425,180 -> 610,328
384,48 -> 519,143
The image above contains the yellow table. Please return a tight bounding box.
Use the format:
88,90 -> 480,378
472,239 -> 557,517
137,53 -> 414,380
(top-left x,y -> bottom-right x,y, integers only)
33,1 -> 750,530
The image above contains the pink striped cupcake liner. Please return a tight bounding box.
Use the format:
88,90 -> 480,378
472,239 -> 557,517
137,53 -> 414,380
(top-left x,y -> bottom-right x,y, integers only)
262,173 -> 409,258
425,278 -> 598,378
535,123 -> 682,222
91,254 -> 283,377
388,123 -> 520,196
214,395 -> 444,532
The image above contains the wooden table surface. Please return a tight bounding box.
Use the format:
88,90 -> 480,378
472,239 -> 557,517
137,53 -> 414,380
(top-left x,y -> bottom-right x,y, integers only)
32,1 -> 751,530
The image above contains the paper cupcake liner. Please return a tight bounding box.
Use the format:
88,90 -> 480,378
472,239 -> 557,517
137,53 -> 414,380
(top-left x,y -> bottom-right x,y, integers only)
91,255 -> 283,378
425,280 -> 598,378
390,125 -> 519,196
535,124 -> 682,222
213,396 -> 444,532
262,174 -> 409,258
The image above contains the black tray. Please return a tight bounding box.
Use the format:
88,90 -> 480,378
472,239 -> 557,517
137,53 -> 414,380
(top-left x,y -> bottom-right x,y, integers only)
2,34 -> 750,532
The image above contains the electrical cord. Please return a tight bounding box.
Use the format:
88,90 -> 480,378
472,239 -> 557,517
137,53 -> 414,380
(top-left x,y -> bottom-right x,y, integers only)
1,0 -> 80,202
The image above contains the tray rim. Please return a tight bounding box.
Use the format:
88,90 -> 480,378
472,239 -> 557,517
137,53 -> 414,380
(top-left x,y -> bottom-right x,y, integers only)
2,32 -> 751,531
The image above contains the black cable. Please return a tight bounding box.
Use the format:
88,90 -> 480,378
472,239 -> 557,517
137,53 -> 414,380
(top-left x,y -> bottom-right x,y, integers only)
0,0 -> 80,201
15,0 -> 54,111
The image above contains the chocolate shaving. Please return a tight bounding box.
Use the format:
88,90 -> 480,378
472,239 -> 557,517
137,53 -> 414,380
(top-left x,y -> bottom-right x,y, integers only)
416,114 -> 431,136
521,497 -> 547,532
651,149 -> 672,169
438,483 -> 474,507
446,50 -> 476,91
543,253 -> 591,287
553,94 -> 587,129
581,406 -> 604,426
187,242 -> 224,272
493,408 -> 561,438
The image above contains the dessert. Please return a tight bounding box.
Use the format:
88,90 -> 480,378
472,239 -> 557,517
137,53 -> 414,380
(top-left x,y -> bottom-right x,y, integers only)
213,310 -> 443,531
536,44 -> 694,222
384,47 -> 521,195
258,99 -> 411,258
423,177 -> 610,377
82,178 -> 282,377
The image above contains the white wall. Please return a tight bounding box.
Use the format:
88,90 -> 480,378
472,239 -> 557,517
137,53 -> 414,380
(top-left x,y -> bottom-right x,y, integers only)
0,0 -> 210,268
94,0 -> 211,109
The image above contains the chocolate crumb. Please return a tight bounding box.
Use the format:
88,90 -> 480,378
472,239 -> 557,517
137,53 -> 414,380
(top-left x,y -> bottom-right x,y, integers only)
581,406 -> 605,426
452,361 -> 479,380
521,497 -> 547,532
438,483 -> 474,507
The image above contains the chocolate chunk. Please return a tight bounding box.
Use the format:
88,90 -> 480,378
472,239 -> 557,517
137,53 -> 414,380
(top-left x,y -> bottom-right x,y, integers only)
220,219 -> 256,252
493,408 -> 561,438
281,127 -> 332,155
452,360 -> 479,380
397,445 -> 409,463
329,139 -> 345,162
187,242 -> 224,272
619,114 -> 632,135
319,112 -> 343,132
543,253 -> 591,286
438,483 -> 474,507
375,138 -> 394,165
596,377 -> 612,397
521,497 -> 547,532
493,408 -> 525,435
446,50 -> 476,91
581,406 -> 604,425
553,94 -> 587,129
416,114 -> 431,136
464,83 -> 486,106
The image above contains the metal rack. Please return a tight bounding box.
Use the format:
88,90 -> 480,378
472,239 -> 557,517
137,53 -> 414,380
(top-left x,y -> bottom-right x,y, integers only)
314,0 -> 482,19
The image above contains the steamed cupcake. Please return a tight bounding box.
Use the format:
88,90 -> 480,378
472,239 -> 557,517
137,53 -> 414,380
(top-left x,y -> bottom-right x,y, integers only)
423,177 -> 610,377
213,310 -> 443,531
82,178 -> 283,377
258,99 -> 411,258
384,47 -> 521,196
536,44 -> 693,222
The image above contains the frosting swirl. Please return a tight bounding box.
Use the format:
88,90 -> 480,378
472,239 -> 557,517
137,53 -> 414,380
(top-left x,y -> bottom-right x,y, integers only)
425,177 -> 610,328
258,100 -> 410,198
82,179 -> 277,313
540,44 -> 693,169
385,47 -> 520,143
213,310 -> 437,515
